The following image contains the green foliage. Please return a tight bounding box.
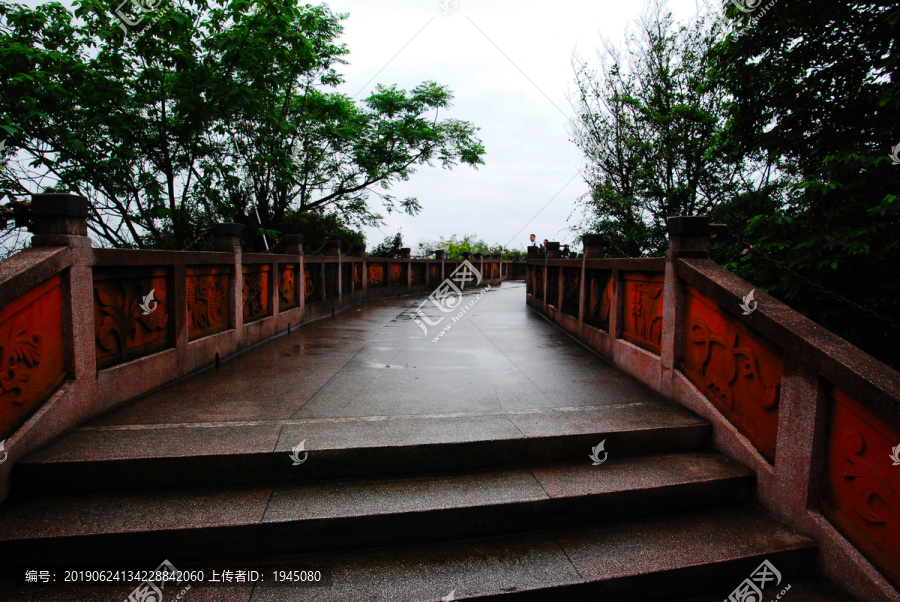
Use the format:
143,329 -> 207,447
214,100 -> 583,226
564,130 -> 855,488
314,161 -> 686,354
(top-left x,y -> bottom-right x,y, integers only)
419,234 -> 509,259
278,209 -> 363,255
710,0 -> 900,368
571,0 -> 754,257
0,0 -> 485,250
369,232 -> 404,258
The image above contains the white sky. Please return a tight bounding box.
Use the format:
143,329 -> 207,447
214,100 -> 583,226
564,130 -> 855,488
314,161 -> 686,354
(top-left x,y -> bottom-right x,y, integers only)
325,0 -> 703,252
14,0 -> 707,253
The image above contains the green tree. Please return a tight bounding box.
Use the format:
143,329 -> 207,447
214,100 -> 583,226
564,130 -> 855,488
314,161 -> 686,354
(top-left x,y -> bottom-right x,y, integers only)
0,0 -> 485,251
369,232 -> 404,258
710,0 -> 900,368
570,0 -> 757,257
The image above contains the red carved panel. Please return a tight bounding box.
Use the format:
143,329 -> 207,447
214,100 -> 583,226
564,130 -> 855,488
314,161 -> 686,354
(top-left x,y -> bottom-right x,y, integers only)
533,266 -> 544,300
822,387 -> 900,589
680,286 -> 782,462
428,264 -> 440,283
547,267 -> 560,307
411,263 -> 425,285
304,264 -> 321,304
390,263 -> 405,285
242,264 -> 270,323
561,267 -> 580,317
622,272 -> 664,354
341,262 -> 352,295
354,263 -> 363,289
94,268 -> 172,370
279,264 -> 300,311
0,276 -> 67,441
368,263 -> 386,288
492,263 -> 499,279
584,269 -> 612,331
324,264 -> 339,299
187,266 -> 230,340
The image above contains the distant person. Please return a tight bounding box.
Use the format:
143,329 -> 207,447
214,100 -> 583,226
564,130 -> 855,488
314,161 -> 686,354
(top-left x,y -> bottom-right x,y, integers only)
542,239 -> 549,256
529,234 -> 539,247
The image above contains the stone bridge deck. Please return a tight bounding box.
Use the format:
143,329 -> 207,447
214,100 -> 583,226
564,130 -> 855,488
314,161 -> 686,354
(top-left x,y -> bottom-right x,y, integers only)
0,282 -> 851,600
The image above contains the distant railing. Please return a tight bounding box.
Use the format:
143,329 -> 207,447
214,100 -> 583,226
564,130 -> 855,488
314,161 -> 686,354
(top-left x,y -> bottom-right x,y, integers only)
526,220 -> 900,602
0,194 -> 514,498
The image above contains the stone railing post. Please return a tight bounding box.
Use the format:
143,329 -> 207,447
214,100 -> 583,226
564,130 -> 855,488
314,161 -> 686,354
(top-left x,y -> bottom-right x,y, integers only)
661,216 -> 709,395
282,234 -> 304,255
582,234 -> 605,259
351,244 -> 366,258
545,242 -> 560,259
30,193 -> 92,249
211,223 -> 243,331
325,240 -> 341,257
31,192 -> 96,389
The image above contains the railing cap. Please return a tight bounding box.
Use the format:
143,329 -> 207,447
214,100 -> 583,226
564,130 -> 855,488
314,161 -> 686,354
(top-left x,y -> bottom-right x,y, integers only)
667,216 -> 709,236
582,234 -> 606,246
210,223 -> 242,237
31,193 -> 89,218
282,234 -> 304,244
325,240 -> 341,248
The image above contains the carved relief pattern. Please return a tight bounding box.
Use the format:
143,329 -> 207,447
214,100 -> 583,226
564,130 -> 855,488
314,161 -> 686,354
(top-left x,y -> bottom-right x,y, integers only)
561,268 -> 580,317
94,269 -> 172,370
492,263 -> 499,279
279,264 -> 299,310
241,264 -> 270,322
340,262 -> 352,295
305,265 -> 322,303
187,266 -> 230,340
429,264 -> 440,283
391,263 -> 405,285
680,286 -> 782,462
0,276 -> 66,440
584,270 -> 612,331
622,273 -> 664,354
368,263 -> 386,288
547,267 -> 560,308
325,264 -> 339,299
411,263 -> 425,285
354,263 -> 363,289
533,266 -> 544,301
822,387 -> 900,590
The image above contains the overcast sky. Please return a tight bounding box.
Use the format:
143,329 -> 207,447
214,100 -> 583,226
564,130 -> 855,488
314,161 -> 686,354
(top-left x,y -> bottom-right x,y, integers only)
13,0 -> 708,253
324,0 -> 704,253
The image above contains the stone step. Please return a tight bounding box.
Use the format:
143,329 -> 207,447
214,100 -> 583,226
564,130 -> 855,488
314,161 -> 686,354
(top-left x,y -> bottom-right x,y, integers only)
0,452 -> 752,568
11,402 -> 709,495
0,505 -> 818,601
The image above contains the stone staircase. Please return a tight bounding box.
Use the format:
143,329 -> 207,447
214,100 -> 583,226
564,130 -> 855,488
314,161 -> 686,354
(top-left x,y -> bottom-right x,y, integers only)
0,402 -> 851,601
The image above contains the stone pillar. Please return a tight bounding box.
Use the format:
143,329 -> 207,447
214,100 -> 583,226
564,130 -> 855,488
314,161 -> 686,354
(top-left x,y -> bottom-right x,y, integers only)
210,223 -> 242,252
351,244 -> 366,258
282,234 -> 304,255
434,250 -> 445,260
29,193 -> 91,248
526,246 -> 539,260
325,240 -> 341,257
398,248 -> 411,259
545,242 -> 561,259
462,252 -> 472,261
582,234 -> 605,259
666,216 -> 709,258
